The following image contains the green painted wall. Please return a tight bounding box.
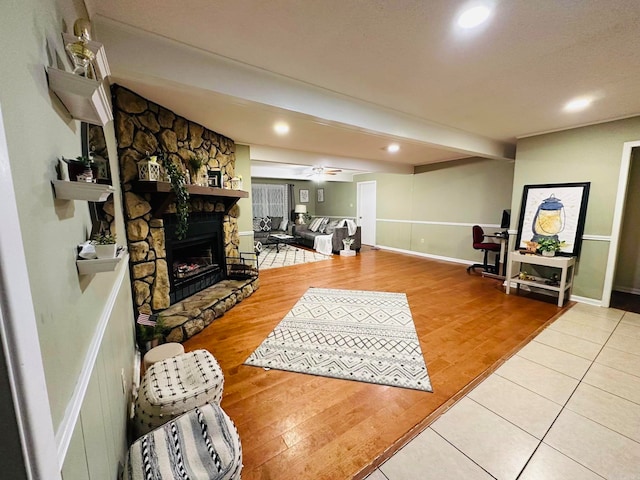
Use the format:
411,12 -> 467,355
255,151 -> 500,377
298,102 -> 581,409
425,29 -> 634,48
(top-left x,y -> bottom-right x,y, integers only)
355,159 -> 514,262
1,0 -> 135,475
236,145 -> 253,252
512,116 -> 640,300
315,181 -> 356,218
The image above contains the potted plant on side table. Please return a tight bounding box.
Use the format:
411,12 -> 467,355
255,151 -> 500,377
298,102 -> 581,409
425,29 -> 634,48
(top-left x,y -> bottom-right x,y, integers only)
537,238 -> 566,257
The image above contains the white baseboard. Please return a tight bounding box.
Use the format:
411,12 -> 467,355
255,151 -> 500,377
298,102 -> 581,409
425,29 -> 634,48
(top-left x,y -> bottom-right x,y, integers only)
613,285 -> 640,295
569,294 -> 602,307
376,245 -> 473,265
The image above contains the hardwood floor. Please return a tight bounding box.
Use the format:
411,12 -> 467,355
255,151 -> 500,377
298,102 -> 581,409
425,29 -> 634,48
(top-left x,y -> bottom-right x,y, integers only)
184,249 -> 568,479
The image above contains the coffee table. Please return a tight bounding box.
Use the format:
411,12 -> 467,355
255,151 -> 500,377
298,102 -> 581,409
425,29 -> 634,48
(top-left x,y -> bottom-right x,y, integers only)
263,233 -> 295,253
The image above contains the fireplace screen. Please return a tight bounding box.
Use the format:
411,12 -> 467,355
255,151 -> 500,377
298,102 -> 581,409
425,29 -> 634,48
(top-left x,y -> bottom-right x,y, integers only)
169,239 -> 224,304
173,244 -> 219,282
165,212 -> 226,304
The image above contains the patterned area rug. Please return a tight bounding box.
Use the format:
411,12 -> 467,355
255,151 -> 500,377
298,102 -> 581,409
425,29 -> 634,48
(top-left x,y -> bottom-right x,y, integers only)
258,244 -> 331,270
244,288 -> 432,392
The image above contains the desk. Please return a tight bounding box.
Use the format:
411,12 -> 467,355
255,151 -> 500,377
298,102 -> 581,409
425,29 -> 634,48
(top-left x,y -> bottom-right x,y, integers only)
505,251 -> 576,307
482,232 -> 509,278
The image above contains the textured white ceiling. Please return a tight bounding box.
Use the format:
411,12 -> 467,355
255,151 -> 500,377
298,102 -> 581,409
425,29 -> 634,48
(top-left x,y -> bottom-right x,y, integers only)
84,0 -> 640,173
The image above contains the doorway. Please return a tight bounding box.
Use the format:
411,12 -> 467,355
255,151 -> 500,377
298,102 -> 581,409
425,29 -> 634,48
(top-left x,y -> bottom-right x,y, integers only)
604,142 -> 640,307
610,146 -> 640,312
357,181 -> 376,246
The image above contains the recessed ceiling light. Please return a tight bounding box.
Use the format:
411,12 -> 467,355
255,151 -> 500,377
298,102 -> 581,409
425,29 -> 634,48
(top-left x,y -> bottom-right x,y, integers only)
457,5 -> 492,29
387,144 -> 400,153
563,97 -> 593,112
273,122 -> 290,135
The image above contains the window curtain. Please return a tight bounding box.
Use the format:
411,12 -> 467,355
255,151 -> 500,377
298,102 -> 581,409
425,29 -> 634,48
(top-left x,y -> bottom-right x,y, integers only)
252,184 -> 289,218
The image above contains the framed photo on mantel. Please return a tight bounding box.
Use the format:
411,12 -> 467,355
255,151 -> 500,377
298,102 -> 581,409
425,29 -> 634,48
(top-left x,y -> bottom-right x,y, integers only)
207,168 -> 222,188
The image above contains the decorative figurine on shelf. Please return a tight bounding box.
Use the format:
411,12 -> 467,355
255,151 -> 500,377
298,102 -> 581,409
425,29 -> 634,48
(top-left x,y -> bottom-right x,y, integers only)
524,240 -> 538,254
137,152 -> 161,181
65,19 -> 95,77
230,176 -> 242,190
60,155 -> 96,182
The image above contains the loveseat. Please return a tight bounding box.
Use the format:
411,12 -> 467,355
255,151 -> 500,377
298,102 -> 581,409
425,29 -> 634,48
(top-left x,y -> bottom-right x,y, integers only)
292,217 -> 361,254
253,216 -> 289,243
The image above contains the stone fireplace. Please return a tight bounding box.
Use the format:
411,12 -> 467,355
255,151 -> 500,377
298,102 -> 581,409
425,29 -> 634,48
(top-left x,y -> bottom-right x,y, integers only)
113,85 -> 258,342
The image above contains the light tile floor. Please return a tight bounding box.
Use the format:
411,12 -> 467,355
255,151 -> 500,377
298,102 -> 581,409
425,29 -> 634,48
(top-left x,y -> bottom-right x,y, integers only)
367,304 -> 640,480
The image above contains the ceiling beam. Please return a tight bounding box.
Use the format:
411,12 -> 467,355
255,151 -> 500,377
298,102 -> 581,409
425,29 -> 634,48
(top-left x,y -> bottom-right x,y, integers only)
93,16 -> 515,161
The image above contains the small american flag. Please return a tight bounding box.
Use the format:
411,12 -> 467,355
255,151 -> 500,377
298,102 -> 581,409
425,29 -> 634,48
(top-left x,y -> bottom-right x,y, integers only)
137,313 -> 158,326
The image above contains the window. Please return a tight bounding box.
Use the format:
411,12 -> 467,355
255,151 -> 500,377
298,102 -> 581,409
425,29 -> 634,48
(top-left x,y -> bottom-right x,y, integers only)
252,183 -> 289,218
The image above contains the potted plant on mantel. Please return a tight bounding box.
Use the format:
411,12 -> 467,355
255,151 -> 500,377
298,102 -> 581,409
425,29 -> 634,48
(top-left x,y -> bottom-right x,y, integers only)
536,238 -> 566,257
91,232 -> 117,258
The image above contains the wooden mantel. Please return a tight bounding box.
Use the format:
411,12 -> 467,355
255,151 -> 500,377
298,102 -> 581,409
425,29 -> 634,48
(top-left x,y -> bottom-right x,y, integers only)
132,181 -> 249,216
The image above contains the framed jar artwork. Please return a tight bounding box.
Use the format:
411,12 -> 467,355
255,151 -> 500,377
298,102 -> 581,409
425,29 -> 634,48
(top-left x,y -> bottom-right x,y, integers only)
514,182 -> 590,257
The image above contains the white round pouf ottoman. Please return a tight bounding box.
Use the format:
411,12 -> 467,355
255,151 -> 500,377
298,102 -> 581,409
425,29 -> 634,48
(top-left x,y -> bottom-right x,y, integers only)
143,342 -> 185,370
134,349 -> 225,437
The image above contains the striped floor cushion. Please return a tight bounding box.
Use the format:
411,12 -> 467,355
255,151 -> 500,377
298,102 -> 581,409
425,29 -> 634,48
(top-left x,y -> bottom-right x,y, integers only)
134,349 -> 224,437
124,403 -> 242,480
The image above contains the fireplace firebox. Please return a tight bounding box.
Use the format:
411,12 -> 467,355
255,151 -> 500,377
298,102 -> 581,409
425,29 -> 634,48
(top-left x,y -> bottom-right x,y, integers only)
164,213 -> 226,304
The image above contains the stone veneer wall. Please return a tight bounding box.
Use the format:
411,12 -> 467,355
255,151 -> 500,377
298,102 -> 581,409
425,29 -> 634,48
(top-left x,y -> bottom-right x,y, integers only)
112,85 -> 243,316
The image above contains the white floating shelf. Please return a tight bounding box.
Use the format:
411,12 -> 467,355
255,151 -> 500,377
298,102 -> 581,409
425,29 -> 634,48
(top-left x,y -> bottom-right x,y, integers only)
76,247 -> 127,275
53,180 -> 115,202
46,66 -> 113,126
62,33 -> 111,80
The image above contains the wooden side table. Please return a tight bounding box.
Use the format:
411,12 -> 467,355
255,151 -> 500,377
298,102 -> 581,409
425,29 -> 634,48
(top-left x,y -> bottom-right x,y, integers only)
505,251 -> 576,307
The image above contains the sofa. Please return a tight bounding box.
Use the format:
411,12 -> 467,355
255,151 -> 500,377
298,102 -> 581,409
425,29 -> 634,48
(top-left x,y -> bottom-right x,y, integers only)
253,216 -> 289,243
292,217 -> 361,254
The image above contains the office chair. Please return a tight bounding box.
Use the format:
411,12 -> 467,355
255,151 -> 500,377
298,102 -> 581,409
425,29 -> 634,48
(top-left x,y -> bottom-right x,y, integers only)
467,225 -> 501,274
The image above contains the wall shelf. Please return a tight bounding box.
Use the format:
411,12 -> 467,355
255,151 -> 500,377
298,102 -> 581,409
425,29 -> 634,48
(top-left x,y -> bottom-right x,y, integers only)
46,67 -> 113,126
52,180 -> 114,202
77,247 -> 127,275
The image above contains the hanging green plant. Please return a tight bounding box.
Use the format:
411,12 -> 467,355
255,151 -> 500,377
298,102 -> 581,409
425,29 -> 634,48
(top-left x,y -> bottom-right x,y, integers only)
159,153 -> 190,240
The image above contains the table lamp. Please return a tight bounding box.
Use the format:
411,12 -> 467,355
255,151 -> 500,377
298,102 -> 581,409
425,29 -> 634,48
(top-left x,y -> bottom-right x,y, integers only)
294,204 -> 307,225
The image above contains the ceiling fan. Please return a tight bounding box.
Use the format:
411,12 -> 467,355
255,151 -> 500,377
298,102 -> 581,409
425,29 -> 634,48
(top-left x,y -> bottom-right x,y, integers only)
307,166 -> 343,177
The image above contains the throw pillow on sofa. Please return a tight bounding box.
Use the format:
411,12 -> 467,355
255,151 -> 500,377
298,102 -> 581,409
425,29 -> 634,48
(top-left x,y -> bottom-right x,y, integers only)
324,219 -> 340,234
252,217 -> 262,232
308,217 -> 325,232
259,217 -> 272,232
317,217 -> 330,233
279,219 -> 288,231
